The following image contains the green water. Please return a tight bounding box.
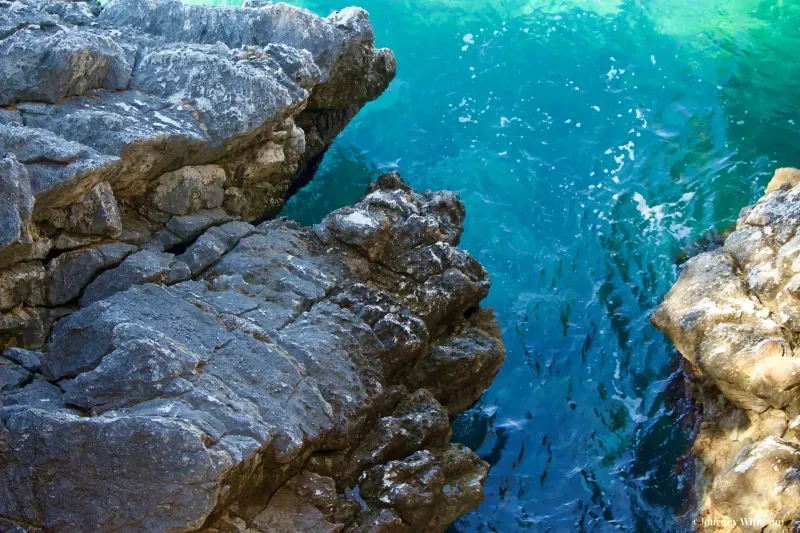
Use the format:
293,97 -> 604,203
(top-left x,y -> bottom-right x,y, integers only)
204,0 -> 799,530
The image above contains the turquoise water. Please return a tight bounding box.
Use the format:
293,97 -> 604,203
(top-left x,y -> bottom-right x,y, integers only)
210,1 -> 799,530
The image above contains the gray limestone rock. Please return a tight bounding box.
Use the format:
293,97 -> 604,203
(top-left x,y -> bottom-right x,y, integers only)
2,347 -> 42,373
0,123 -> 118,210
165,209 -> 237,243
0,356 -> 30,392
407,309 -> 505,415
306,389 -> 452,487
177,221 -> 257,275
46,242 -> 137,305
248,470 -> 359,532
0,0 -> 397,355
0,1 -> 500,530
0,0 -> 98,39
358,445 -> 488,533
1,174 -> 501,532
0,154 -> 34,250
0,406 -> 223,532
80,249 -> 188,306
0,26 -> 132,106
129,41 -> 307,143
0,375 -> 64,411
0,108 -> 23,125
1,0 -> 395,224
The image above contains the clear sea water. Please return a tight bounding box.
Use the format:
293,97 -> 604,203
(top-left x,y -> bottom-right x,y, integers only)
200,0 -> 800,530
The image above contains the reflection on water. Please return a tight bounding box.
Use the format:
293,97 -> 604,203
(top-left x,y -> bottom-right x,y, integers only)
207,0 -> 800,530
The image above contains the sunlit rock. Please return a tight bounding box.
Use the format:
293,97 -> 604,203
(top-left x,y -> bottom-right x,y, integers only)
655,167 -> 800,529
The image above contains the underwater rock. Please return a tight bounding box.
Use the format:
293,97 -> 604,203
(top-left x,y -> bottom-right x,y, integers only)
654,168 -> 800,532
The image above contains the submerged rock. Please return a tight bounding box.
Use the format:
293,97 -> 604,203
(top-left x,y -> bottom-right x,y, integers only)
653,168 -> 800,531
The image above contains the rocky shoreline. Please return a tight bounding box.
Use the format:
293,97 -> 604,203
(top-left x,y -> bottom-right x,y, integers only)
654,168 -> 800,533
0,1 -> 504,531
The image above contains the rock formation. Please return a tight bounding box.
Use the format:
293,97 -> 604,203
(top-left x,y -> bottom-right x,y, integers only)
0,1 -> 504,531
654,168 -> 800,532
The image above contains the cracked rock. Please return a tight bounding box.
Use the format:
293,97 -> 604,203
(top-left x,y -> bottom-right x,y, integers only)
0,1 -> 500,531
1,174 -> 503,532
80,249 -> 190,306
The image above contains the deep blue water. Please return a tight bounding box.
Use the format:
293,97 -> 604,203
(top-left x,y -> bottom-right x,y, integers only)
207,1 -> 800,530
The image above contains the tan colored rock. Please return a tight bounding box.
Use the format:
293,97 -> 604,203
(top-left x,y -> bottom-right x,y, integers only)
765,167 -> 800,195
710,436 -> 800,533
0,306 -> 29,351
219,120 -> 306,220
724,225 -> 776,272
0,234 -> 51,270
0,262 -> 45,312
696,321 -> 797,411
49,182 -> 123,237
148,165 -> 226,216
742,184 -> 800,245
651,248 -> 766,362
776,274 -> 800,330
775,233 -> 800,276
655,168 -> 800,531
248,470 -> 358,533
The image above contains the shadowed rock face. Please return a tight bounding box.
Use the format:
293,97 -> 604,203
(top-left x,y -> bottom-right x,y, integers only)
653,168 -> 800,532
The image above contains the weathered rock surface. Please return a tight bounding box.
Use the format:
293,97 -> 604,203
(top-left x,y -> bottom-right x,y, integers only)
0,1 -> 502,531
0,171 -> 503,532
653,168 -> 800,532
0,0 -> 395,229
0,0 -> 394,343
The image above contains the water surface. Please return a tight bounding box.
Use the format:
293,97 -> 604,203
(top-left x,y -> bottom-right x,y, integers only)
204,0 -> 800,530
